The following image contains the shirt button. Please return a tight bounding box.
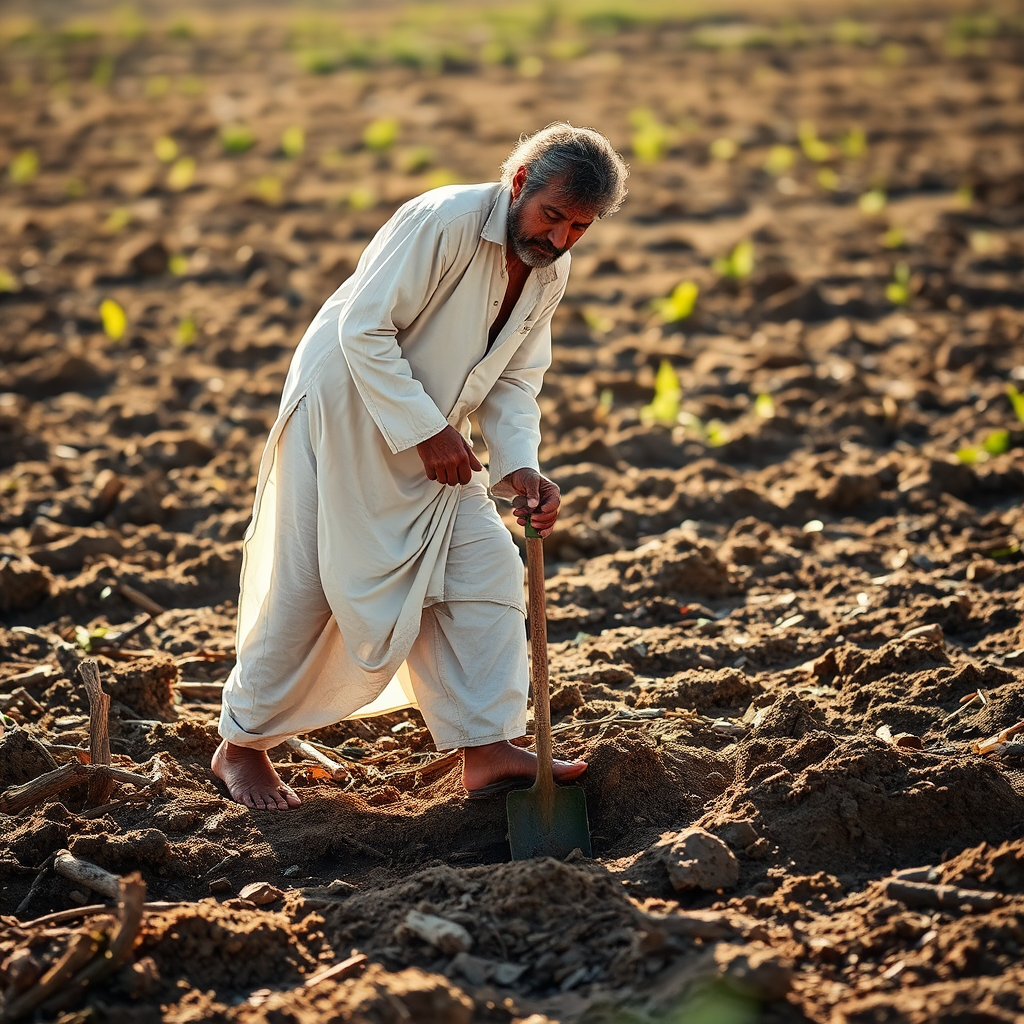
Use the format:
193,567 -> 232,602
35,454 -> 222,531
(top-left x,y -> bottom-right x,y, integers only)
493,301 -> 498,306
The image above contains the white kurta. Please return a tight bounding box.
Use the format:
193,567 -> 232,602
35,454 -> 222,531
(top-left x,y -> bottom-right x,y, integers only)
219,183 -> 570,747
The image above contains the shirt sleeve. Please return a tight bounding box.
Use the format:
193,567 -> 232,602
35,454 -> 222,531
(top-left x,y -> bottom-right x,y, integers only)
337,205 -> 453,454
476,272 -> 568,484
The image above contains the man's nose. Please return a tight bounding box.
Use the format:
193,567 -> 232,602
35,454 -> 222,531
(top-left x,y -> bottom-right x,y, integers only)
547,222 -> 570,249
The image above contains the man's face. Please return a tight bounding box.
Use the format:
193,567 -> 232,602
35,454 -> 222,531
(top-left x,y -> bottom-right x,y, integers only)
507,172 -> 596,269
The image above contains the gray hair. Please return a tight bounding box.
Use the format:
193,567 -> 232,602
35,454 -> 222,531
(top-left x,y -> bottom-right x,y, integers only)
500,123 -> 629,218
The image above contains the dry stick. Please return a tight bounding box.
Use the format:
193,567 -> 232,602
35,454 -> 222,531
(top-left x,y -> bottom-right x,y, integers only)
54,850 -> 120,900
13,854 -> 57,916
94,615 -> 152,651
0,762 -> 152,815
973,716 -> 1024,755
303,952 -> 369,989
78,660 -> 113,806
41,872 -> 147,1016
119,583 -> 165,616
884,878 -> 1003,911
10,900 -> 187,931
285,737 -> 350,780
0,932 -> 100,1023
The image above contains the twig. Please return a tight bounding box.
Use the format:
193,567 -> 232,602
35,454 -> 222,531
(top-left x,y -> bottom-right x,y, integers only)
54,850 -> 120,900
175,681 -> 224,701
0,762 -> 154,815
119,584 -> 165,616
0,932 -> 100,1022
303,952 -> 368,988
972,717 -> 1024,755
40,872 -> 147,1015
285,737 -> 350,781
883,878 -> 1003,911
14,854 -> 56,916
9,900 -> 186,931
93,615 -> 152,651
78,660 -> 113,806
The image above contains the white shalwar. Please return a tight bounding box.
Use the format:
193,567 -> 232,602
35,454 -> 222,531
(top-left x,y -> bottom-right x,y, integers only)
219,182 -> 570,751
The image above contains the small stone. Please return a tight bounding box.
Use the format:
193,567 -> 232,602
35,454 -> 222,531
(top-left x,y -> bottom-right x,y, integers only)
716,945 -> 793,1001
282,864 -> 303,878
717,820 -> 758,848
238,882 -> 284,906
900,623 -> 943,645
68,890 -> 88,906
893,732 -> 924,750
661,828 -> 739,892
325,879 -> 356,896
402,910 -> 473,954
450,951 -> 492,987
209,877 -> 233,895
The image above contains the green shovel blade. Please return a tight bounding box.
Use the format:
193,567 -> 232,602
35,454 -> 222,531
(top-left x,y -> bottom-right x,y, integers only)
507,784 -> 592,860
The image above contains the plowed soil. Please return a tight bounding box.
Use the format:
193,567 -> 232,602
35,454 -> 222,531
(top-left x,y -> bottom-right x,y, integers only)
2,3 -> 1023,1023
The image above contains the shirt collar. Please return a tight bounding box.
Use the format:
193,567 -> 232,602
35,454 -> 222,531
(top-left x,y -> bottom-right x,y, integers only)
482,185 -> 562,286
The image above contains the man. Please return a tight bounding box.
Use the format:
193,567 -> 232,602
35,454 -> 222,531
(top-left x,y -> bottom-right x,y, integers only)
213,123 -> 628,809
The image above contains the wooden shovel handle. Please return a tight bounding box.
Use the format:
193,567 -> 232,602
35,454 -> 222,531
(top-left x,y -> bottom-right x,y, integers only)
525,520 -> 555,797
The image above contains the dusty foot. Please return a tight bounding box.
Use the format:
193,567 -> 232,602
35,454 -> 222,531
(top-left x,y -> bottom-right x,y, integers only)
462,740 -> 587,793
212,740 -> 302,810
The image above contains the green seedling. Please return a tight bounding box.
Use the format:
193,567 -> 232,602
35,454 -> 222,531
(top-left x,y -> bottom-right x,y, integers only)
988,541 -> 1020,559
0,268 -> 18,292
955,185 -> 973,208
984,429 -> 1010,456
582,308 -> 614,334
348,185 -> 377,211
74,624 -> 109,653
363,117 -> 399,152
709,137 -> 737,161
154,135 -> 178,163
168,254 -> 189,276
100,299 -> 127,341
641,360 -> 682,426
763,145 -> 794,176
168,19 -> 194,40
103,207 -> 132,233
714,239 -> 755,280
9,149 -> 39,185
518,55 -> 544,77
881,227 -> 905,249
630,109 -> 670,164
480,39 -> 516,65
548,38 -> 586,60
399,146 -> 433,174
859,188 -> 887,215
179,75 -> 204,96
281,125 -> 305,159
705,420 -> 730,446
839,125 -> 867,159
64,178 -> 87,199
145,75 -> 170,99
882,43 -> 906,67
597,388 -> 613,419
92,55 -> 115,87
253,175 -> 283,205
427,168 -> 463,188
798,120 -> 833,162
653,280 -> 699,324
886,262 -> 911,305
1006,384 -> 1024,423
221,124 -> 256,155
167,156 -> 195,191
832,19 -> 876,45
754,392 -> 775,418
175,317 -> 197,347
817,167 -> 840,191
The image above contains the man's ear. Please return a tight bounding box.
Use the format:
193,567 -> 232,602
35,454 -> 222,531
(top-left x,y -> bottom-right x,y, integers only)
510,165 -> 528,200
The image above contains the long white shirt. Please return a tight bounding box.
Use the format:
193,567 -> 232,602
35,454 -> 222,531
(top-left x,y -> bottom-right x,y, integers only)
222,183 -> 571,742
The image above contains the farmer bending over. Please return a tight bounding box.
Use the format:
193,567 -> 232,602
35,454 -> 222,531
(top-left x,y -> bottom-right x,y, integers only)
213,123 -> 629,809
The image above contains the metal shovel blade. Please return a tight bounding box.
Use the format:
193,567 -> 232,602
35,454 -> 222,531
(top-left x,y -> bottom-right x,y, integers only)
507,783 -> 592,860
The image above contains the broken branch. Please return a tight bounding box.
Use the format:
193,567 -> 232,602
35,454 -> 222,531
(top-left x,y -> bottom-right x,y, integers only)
77,660 -> 113,806
54,850 -> 121,900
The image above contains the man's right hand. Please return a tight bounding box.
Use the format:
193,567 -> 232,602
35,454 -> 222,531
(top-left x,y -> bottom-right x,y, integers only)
416,425 -> 483,485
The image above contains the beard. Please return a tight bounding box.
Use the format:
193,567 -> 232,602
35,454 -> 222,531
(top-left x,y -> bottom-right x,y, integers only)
507,198 -> 566,268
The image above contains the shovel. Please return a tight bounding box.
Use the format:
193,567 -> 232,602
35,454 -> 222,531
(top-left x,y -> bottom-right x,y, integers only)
507,518 -> 592,860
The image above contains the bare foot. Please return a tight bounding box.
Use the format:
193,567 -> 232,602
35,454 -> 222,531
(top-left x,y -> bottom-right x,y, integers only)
462,740 -> 587,793
212,740 -> 301,810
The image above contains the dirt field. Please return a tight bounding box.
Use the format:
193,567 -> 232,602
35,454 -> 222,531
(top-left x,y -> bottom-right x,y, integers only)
1,3 -> 1023,1021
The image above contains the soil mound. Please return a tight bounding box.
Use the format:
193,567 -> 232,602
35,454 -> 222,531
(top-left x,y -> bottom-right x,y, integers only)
707,737 -> 1024,875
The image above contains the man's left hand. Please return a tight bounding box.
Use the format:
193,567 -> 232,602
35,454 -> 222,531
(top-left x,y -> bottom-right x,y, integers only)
498,468 -> 560,538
